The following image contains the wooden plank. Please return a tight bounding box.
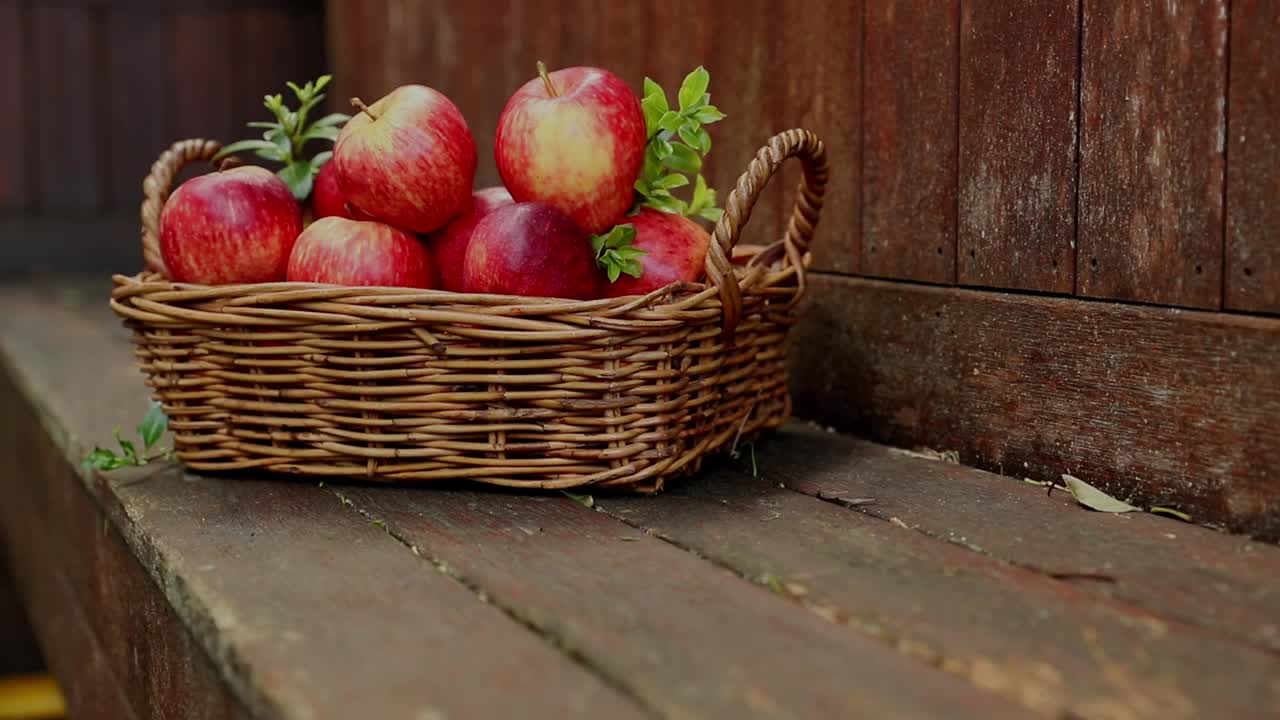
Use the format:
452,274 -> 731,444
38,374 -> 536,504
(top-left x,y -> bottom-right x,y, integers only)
233,6 -> 327,152
753,425 -> 1280,654
1078,1 -> 1227,308
30,4 -> 102,212
107,9 -> 171,213
0,216 -> 141,278
171,10 -> 237,144
0,288 -> 648,720
862,0 -> 958,283
789,274 -> 1280,539
600,462 -> 1280,718
0,3 -> 23,210
958,0 -> 1077,292
1226,0 -> 1280,313
340,486 -> 1031,719
0,556 -> 43,676
0,378 -> 253,720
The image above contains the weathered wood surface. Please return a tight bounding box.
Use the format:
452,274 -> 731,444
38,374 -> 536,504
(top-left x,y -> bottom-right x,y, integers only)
171,9 -> 239,147
747,425 -> 1280,655
0,3 -> 23,210
339,485 -> 1023,719
958,0 -> 1077,293
1226,0 -> 1280,314
1078,0 -> 1228,308
31,4 -> 101,213
861,0 -> 958,283
0,286 -> 647,720
108,9 -> 171,213
601,452 -> 1280,718
0,557 -> 42,676
790,274 -> 1280,539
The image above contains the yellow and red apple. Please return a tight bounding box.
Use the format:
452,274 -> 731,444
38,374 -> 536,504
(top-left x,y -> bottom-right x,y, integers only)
495,64 -> 646,234
287,217 -> 433,288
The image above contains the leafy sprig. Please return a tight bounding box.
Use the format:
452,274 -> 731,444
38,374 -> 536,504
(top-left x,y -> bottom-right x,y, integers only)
592,224 -> 645,282
635,67 -> 726,222
213,75 -> 350,201
83,402 -> 170,471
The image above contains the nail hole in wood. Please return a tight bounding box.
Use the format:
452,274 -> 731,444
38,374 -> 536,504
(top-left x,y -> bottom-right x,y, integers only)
1090,257 -> 1097,268
1244,267 -> 1254,277
1195,265 -> 1203,275
936,247 -> 943,255
969,249 -> 976,259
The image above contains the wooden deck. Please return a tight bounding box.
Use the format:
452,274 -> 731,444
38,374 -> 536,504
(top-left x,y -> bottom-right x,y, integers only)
0,281 -> 1277,719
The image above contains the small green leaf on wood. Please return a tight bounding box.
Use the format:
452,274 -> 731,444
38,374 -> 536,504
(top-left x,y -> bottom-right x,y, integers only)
137,401 -> 168,451
1149,506 -> 1192,522
562,490 -> 595,508
1062,474 -> 1140,513
84,447 -> 128,471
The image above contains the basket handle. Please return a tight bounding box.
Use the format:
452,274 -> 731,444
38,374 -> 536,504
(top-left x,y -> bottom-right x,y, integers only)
141,139 -> 224,275
704,128 -> 828,338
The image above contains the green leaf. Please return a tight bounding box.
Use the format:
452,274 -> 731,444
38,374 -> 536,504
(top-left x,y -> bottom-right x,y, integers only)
278,161 -> 315,201
314,74 -> 333,93
137,402 -> 167,451
310,150 -> 333,171
653,137 -> 674,160
658,111 -> 684,133
678,66 -> 711,111
300,125 -> 340,143
677,123 -> 700,150
1062,474 -> 1140,513
653,173 -> 690,190
698,206 -> 724,222
562,490 -> 595,508
247,121 -> 278,129
692,104 -> 727,124
1149,506 -> 1192,522
115,428 -> 139,465
642,77 -> 664,104
642,193 -> 688,215
663,143 -> 701,174
310,112 -> 351,129
690,174 -> 712,213
286,80 -> 305,100
84,447 -> 126,471
641,95 -> 667,137
213,139 -> 287,162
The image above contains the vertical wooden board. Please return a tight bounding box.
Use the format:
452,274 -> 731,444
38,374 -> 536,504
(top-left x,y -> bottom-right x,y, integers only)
171,10 -> 236,145
958,0 -> 1077,292
1078,1 -> 1227,308
107,10 -> 170,213
1226,0 -> 1280,313
862,0 -> 959,283
31,4 -> 101,212
0,3 -> 23,210
233,7 -> 327,152
325,0 -> 397,103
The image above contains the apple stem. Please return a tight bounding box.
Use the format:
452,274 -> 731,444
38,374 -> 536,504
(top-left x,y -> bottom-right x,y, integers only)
350,97 -> 379,120
537,61 -> 559,98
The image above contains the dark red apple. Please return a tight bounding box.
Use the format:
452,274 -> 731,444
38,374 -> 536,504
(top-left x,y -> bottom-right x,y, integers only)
334,84 -> 477,233
287,217 -> 433,288
463,202 -> 598,299
428,186 -> 514,292
600,208 -> 711,297
310,159 -> 369,220
495,63 -> 646,234
159,165 -> 301,284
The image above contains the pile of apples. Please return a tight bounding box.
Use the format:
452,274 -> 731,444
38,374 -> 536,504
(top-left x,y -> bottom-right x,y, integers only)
158,63 -> 728,300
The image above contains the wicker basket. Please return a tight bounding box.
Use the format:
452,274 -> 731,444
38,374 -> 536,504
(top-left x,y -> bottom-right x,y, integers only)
109,129 -> 827,492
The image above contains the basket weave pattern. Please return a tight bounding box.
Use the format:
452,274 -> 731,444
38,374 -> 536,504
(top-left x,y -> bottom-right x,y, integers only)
111,129 -> 827,491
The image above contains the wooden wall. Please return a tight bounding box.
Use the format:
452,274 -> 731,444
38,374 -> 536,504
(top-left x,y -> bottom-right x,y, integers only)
328,0 -> 1280,537
327,0 -> 1278,316
0,0 -> 326,276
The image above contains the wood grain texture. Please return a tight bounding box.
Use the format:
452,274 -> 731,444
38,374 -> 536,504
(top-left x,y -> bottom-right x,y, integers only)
1226,0 -> 1280,313
862,0 -> 958,283
601,456 -> 1280,718
171,10 -> 237,145
0,288 -> 647,720
790,274 -> 1280,539
1078,0 -> 1228,308
232,6 -> 326,147
0,556 -> 43,676
0,216 -> 140,277
753,425 -> 1280,654
107,9 -> 171,212
340,485 -> 1032,720
0,3 -> 23,210
31,4 -> 102,212
0,377 -> 252,720
958,0 -> 1077,292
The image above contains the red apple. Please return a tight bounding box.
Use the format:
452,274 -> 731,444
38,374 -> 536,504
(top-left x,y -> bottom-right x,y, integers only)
159,165 -> 301,284
334,84 -> 477,233
428,187 -> 514,292
495,64 -> 646,234
287,217 -> 433,288
600,208 -> 711,297
463,202 -> 599,299
310,159 -> 369,220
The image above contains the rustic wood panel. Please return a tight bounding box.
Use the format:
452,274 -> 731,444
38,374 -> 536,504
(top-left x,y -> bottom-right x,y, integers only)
171,10 -> 238,145
1078,1 -> 1228,308
1226,0 -> 1280,314
31,4 -> 102,212
601,461 -> 1280,718
232,7 -> 326,143
0,216 -> 140,277
107,9 -> 171,212
342,486 -> 1031,719
0,3 -> 23,210
753,425 -> 1280,654
0,556 -> 43,676
790,274 -> 1280,540
958,0 -> 1077,292
862,0 -> 958,283
0,288 -> 648,720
